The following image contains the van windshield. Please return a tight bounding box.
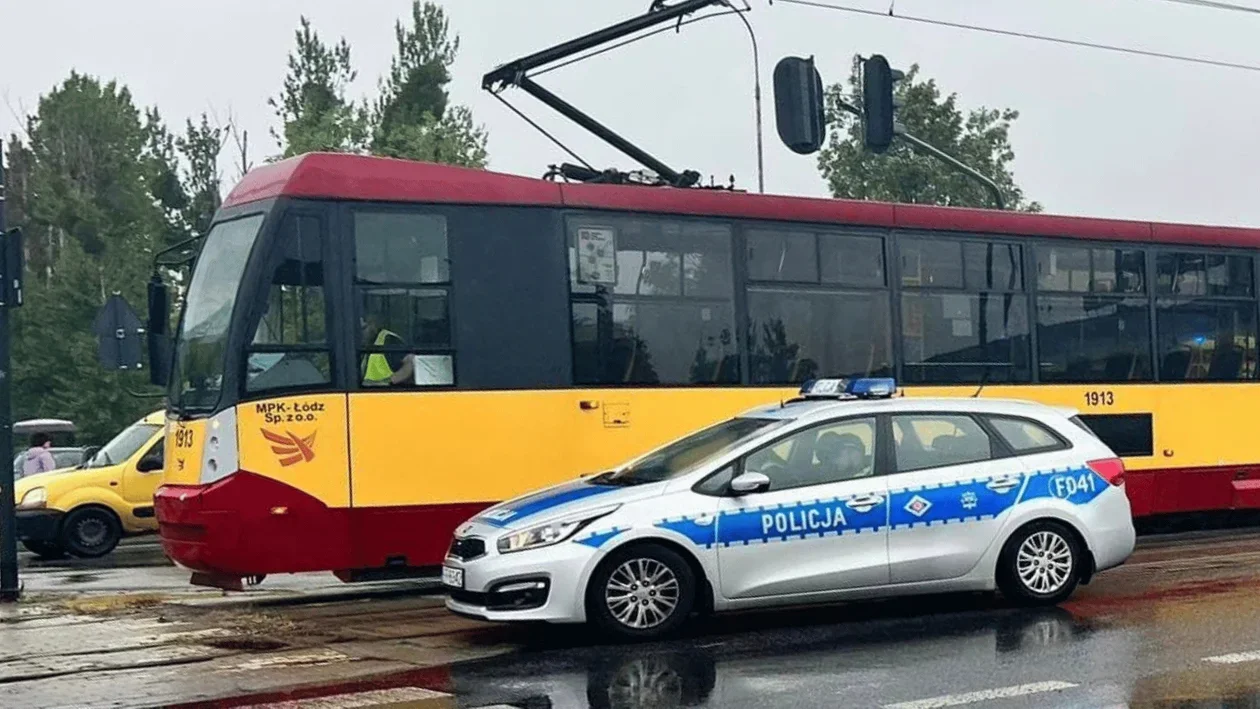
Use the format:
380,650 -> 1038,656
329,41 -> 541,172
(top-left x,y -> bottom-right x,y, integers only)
593,417 -> 785,486
84,423 -> 161,469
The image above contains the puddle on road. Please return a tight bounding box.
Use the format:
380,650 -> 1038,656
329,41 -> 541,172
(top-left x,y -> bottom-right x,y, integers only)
1125,662 -> 1260,708
438,604 -> 1109,708
58,572 -> 102,585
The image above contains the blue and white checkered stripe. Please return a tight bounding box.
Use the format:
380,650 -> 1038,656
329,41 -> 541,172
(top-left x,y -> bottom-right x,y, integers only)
635,465 -> 1109,550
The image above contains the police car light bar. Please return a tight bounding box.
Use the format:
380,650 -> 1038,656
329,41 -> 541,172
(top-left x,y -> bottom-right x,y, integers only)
798,378 -> 897,400
848,377 -> 897,398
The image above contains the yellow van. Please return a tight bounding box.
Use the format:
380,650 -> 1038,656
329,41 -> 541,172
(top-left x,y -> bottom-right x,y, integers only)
14,410 -> 165,558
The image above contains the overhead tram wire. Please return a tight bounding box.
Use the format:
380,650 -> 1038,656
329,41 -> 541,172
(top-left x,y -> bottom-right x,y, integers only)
490,92 -> 596,172
1151,0 -> 1260,16
494,4 -> 763,187
778,0 -> 1260,74
531,7 -> 747,78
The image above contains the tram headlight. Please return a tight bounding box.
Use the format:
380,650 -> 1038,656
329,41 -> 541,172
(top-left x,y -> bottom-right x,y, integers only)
496,504 -> 620,554
18,487 -> 47,510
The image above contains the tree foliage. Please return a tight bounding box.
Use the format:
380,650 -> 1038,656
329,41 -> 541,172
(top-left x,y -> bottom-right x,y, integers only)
270,17 -> 367,157
177,115 -> 225,238
272,2 -> 487,167
818,61 -> 1039,211
6,74 -> 177,442
0,3 -> 488,444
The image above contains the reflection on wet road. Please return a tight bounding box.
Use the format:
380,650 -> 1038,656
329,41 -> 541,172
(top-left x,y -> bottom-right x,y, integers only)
444,529 -> 1260,709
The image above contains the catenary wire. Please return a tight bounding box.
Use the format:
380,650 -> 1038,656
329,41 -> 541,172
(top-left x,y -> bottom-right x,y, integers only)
490,92 -> 595,171
533,7 -> 747,77
1151,0 -> 1260,16
778,0 -> 1260,73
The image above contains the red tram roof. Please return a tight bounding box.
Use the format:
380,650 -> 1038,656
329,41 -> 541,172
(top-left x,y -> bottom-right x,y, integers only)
224,152 -> 1260,249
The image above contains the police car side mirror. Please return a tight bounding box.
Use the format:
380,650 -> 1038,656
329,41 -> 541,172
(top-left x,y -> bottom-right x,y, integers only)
730,471 -> 771,495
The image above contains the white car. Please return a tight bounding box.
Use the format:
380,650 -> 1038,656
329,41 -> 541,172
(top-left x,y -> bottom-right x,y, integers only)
443,378 -> 1136,639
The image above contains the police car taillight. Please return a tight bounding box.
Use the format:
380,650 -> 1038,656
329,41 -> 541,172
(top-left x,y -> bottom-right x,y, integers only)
1087,457 -> 1125,487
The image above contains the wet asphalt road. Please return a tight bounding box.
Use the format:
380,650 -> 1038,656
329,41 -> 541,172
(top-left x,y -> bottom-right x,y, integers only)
15,528 -> 1260,708
16,536 -> 421,596
439,528 -> 1260,709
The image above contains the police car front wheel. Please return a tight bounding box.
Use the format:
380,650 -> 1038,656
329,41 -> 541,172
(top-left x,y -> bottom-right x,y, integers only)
586,543 -> 697,640
997,520 -> 1082,605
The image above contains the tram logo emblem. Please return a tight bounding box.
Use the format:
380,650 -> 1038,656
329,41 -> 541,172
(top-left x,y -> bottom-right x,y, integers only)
261,428 -> 317,467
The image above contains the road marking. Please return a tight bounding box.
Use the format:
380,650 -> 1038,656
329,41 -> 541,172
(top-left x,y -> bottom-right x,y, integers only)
1204,650 -> 1260,664
882,681 -> 1078,709
239,687 -> 451,708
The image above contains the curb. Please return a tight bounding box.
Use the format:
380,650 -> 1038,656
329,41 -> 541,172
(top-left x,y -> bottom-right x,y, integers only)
165,580 -> 446,610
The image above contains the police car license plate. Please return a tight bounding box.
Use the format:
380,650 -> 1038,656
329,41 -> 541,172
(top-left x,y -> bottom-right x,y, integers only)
441,565 -> 464,589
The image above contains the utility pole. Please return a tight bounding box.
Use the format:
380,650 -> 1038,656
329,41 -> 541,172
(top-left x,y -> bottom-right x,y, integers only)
0,138 -> 16,602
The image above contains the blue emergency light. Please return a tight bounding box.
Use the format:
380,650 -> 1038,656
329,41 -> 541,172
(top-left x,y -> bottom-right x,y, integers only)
798,377 -> 897,400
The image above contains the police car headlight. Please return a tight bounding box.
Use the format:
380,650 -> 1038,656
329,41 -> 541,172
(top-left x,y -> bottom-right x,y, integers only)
497,505 -> 620,554
18,487 -> 47,510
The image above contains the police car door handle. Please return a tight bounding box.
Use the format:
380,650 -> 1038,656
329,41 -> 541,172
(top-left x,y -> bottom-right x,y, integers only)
986,475 -> 1021,492
845,494 -> 884,509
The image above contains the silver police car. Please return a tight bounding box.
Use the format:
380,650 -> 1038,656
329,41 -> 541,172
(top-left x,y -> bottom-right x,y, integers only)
443,378 -> 1135,639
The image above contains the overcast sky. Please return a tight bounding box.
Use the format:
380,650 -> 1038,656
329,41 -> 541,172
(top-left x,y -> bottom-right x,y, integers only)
2,0 -> 1258,226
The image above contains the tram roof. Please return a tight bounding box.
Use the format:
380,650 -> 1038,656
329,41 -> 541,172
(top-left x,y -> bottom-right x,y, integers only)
223,152 -> 1260,250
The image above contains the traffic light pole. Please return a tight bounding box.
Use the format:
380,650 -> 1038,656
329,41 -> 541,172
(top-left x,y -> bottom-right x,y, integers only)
894,128 -> 1006,211
836,96 -> 1006,210
0,140 -> 16,602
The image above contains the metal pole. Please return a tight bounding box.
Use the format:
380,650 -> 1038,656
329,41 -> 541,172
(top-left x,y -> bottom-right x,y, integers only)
728,3 -> 765,193
834,96 -> 1005,210
895,128 -> 1005,210
0,138 -> 17,602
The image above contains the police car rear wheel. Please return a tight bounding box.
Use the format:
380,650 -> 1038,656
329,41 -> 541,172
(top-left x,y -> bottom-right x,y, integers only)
997,521 -> 1081,605
587,543 -> 696,640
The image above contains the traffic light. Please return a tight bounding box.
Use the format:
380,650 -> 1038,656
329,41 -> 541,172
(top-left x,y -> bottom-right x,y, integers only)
772,56 -> 826,155
861,55 -> 903,154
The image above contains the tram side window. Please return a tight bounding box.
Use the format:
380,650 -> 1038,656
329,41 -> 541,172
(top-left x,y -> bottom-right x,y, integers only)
354,211 -> 454,387
245,213 -> 333,394
746,227 -> 891,383
1034,246 -> 1151,383
1155,251 -> 1256,381
899,236 -> 1030,384
568,215 -> 737,385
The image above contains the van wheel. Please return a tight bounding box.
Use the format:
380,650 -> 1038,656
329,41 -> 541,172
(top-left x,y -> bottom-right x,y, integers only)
997,520 -> 1081,606
586,543 -> 696,640
21,540 -> 67,560
61,507 -> 122,558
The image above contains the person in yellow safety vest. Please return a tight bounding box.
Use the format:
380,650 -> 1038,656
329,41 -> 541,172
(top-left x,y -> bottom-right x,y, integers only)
361,314 -> 415,386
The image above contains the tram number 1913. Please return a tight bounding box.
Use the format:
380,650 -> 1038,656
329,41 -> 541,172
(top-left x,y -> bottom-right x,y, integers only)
1083,390 -> 1115,407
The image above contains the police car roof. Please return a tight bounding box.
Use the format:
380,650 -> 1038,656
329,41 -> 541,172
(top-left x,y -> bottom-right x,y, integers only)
741,396 -> 1073,422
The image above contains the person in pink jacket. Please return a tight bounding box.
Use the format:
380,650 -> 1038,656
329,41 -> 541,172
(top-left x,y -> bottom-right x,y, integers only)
22,433 -> 57,476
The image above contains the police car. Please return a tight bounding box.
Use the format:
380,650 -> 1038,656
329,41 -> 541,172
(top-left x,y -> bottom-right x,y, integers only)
442,379 -> 1135,639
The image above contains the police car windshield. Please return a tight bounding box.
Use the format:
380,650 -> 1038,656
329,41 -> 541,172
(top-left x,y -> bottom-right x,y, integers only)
595,417 -> 785,486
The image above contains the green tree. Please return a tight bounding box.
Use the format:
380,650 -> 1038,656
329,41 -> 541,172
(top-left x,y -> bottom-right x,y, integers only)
7,73 -> 169,442
369,2 -> 487,167
176,114 -> 225,238
271,3 -> 488,168
143,107 -> 192,249
270,17 -> 368,157
818,61 -> 1039,211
